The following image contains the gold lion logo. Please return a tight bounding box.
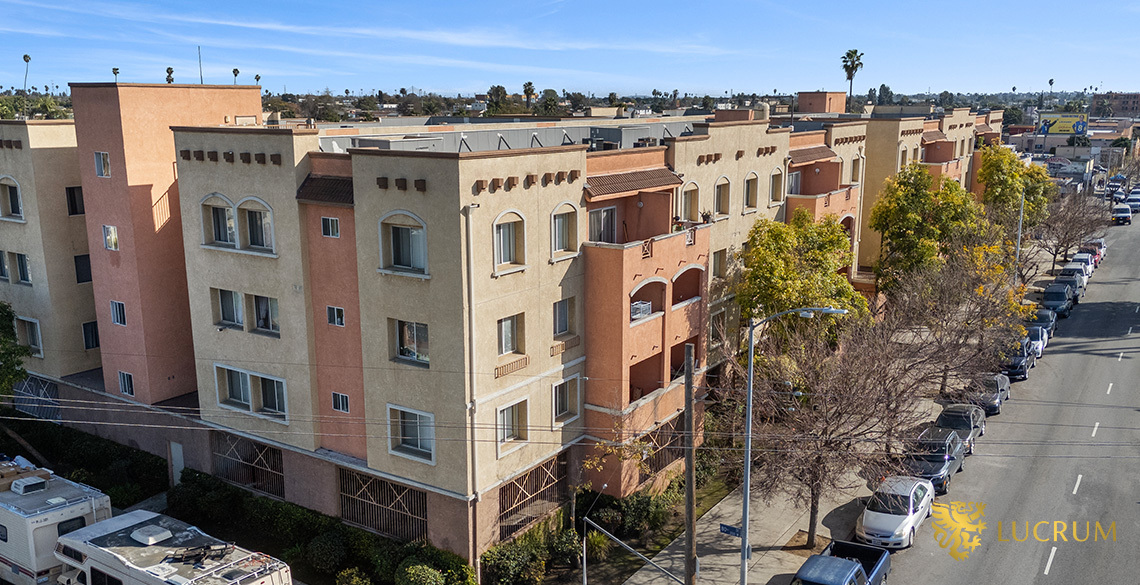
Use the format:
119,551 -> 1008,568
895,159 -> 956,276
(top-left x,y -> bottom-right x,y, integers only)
931,502 -> 987,560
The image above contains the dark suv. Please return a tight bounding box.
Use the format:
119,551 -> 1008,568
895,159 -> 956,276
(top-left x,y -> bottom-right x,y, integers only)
901,427 -> 967,494
1041,284 -> 1074,318
1001,337 -> 1037,380
966,373 -> 1011,415
934,404 -> 987,454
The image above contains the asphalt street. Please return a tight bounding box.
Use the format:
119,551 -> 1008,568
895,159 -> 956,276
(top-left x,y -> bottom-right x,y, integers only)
886,224 -> 1140,583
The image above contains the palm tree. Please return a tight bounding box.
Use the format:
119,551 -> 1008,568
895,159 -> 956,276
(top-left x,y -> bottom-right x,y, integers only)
21,54 -> 30,119
254,74 -> 261,85
232,68 -> 240,84
841,49 -> 864,106
1012,86 -> 1016,93
112,68 -> 119,82
522,81 -> 534,108
1048,78 -> 1054,94
166,67 -> 174,84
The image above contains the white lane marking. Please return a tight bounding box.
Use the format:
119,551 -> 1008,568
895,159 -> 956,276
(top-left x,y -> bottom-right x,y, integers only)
1092,422 -> 1100,437
1118,352 -> 1124,362
1073,475 -> 1083,495
1107,383 -> 1113,395
1044,546 -> 1058,575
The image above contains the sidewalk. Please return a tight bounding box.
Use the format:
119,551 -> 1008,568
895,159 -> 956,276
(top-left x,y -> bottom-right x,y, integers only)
622,481 -> 870,585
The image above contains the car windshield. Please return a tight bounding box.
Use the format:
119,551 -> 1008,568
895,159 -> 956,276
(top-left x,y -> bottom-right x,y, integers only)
1031,311 -> 1051,323
1029,328 -> 1045,341
936,413 -> 971,428
914,440 -> 950,454
980,378 -> 998,391
1044,292 -> 1068,301
867,492 -> 910,516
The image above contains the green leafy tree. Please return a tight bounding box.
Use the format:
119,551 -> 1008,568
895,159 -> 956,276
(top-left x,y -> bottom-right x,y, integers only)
0,302 -> 32,395
700,95 -> 715,110
486,85 -> 508,115
566,91 -> 587,112
977,143 -> 1052,237
1003,106 -> 1024,126
1066,135 -> 1091,147
869,164 -> 987,289
1093,98 -> 1113,117
534,89 -> 561,116
877,83 -> 893,105
735,210 -> 868,336
522,81 -> 534,108
607,92 -> 620,107
938,90 -> 954,109
841,49 -> 864,104
1111,136 -> 1132,148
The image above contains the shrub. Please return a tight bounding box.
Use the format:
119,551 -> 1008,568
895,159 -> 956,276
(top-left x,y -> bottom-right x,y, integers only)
694,449 -> 720,488
480,541 -> 545,585
396,559 -> 444,585
585,530 -> 612,562
547,529 -> 580,567
618,492 -> 653,537
307,529 -> 349,574
402,544 -> 476,585
591,508 -> 622,534
106,483 -> 145,508
337,568 -> 372,585
370,539 -> 412,584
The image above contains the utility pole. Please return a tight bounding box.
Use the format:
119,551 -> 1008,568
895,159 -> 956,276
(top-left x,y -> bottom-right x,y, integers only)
684,343 -> 696,585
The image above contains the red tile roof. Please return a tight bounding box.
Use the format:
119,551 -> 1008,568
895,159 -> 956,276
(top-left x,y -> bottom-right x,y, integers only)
975,124 -> 995,134
585,167 -> 683,200
922,130 -> 949,143
788,145 -> 838,165
297,174 -> 354,206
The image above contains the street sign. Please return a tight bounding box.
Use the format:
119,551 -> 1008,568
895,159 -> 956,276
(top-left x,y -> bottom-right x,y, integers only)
720,523 -> 741,538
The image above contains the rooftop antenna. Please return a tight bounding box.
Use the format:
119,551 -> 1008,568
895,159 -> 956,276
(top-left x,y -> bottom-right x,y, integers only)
198,46 -> 204,84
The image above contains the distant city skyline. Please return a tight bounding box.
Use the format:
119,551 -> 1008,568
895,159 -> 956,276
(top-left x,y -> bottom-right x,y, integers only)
0,0 -> 1135,97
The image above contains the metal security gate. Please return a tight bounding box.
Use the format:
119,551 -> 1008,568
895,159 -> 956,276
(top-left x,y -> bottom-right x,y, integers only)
338,468 -> 427,542
12,375 -> 61,421
211,432 -> 285,497
638,416 -> 684,485
498,453 -> 568,540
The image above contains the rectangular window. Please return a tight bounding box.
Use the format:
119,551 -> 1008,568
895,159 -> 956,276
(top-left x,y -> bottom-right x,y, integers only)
682,188 -> 699,220
552,211 -> 573,252
15,254 -> 29,283
212,207 -> 235,245
56,517 -> 86,538
66,186 -> 85,215
715,182 -> 730,215
260,378 -> 285,413
224,367 -> 251,406
5,184 -> 20,217
851,158 -> 861,183
391,407 -> 435,461
713,249 -> 727,278
553,299 -> 572,336
553,379 -> 578,422
787,171 -> 802,195
103,225 -> 119,250
327,306 -> 345,327
247,209 -> 272,249
745,176 -> 758,209
110,300 -> 126,326
91,568 -> 122,585
254,296 -> 279,333
322,217 -> 340,238
498,314 -> 520,355
17,319 -> 40,357
218,289 -> 243,326
82,321 -> 100,350
0,524 -> 6,542
588,207 -> 617,243
391,225 -> 426,271
117,371 -> 134,396
74,254 -> 92,283
94,152 -> 111,178
332,392 -> 350,413
397,320 -> 429,363
770,172 -> 784,203
0,251 -> 7,279
495,221 -> 517,264
498,401 -> 527,443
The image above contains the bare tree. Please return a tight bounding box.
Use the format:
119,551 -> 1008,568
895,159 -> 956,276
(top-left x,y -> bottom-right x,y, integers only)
1037,194 -> 1110,274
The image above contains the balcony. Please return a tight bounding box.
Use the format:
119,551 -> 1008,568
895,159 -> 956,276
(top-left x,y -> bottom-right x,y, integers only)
921,158 -> 966,183
786,184 -> 860,222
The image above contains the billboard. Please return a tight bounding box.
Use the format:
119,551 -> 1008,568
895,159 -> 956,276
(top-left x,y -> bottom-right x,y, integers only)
1038,113 -> 1088,135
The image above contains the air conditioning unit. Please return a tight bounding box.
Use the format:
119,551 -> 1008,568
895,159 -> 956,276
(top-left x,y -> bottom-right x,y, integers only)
631,301 -> 653,321
11,477 -> 47,495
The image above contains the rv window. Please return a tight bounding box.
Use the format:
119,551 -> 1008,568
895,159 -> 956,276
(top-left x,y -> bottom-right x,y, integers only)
58,517 -> 87,537
0,524 -> 6,542
91,568 -> 122,585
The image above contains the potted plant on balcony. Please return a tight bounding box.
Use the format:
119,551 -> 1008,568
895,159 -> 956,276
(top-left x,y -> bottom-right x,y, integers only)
701,210 -> 713,223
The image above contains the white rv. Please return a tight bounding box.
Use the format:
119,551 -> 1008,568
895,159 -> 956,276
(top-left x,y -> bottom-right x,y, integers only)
0,461 -> 111,585
54,511 -> 291,585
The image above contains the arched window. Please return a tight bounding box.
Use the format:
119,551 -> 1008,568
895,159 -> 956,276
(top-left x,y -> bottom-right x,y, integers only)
680,183 -> 699,221
744,172 -> 759,210
237,197 -> 274,251
201,193 -> 236,247
899,145 -> 909,170
714,177 -> 730,217
493,211 -> 526,273
672,266 -> 704,306
379,210 -> 428,276
769,169 -> 784,203
0,176 -> 22,219
550,202 -> 578,259
630,278 -> 667,323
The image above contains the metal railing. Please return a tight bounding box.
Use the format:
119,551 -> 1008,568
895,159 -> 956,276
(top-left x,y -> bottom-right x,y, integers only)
211,433 -> 285,498
498,453 -> 568,540
339,468 -> 427,542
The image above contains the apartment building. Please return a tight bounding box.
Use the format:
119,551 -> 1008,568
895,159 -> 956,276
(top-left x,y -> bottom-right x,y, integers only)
1090,92 -> 1140,117
0,121 -> 99,389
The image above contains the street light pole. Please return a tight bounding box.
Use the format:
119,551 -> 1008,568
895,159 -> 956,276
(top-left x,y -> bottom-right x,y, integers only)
1015,186 -> 1026,276
740,306 -> 848,585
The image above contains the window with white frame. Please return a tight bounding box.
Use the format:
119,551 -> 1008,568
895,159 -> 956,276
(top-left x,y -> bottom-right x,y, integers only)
327,306 -> 345,327
245,208 -> 272,249
14,254 -> 29,283
744,175 -> 758,209
498,314 -> 522,355
714,180 -> 730,216
390,406 -> 435,461
379,212 -> 428,275
210,206 -> 236,245
321,217 -> 340,238
253,295 -> 279,333
787,171 -> 802,196
110,301 -> 126,326
102,226 -> 119,251
332,392 -> 350,413
94,152 -> 110,178
551,208 -> 577,254
553,298 -> 573,337
82,321 -> 99,350
498,400 -> 527,444
769,171 -> 784,203
0,251 -> 7,279
222,367 -> 251,406
588,207 -> 616,243
217,365 -> 286,416
553,378 -> 578,422
217,289 -> 243,326
681,187 -> 699,221
494,213 -> 525,268
117,371 -> 134,396
396,320 -> 429,364
2,183 -> 21,218
15,318 -> 41,357
260,378 -> 285,414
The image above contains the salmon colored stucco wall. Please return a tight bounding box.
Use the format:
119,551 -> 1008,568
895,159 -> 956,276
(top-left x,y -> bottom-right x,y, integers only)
304,201 -> 367,460
786,185 -> 861,224
797,92 -> 846,114
789,130 -> 826,149
310,152 -> 353,176
585,147 -> 668,174
794,160 -> 843,195
71,83 -> 262,404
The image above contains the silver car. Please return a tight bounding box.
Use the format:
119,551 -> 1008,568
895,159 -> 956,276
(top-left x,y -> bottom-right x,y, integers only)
855,476 -> 935,548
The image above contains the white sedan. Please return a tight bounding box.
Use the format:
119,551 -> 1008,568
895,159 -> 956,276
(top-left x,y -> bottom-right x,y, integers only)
855,476 -> 935,548
1028,326 -> 1048,358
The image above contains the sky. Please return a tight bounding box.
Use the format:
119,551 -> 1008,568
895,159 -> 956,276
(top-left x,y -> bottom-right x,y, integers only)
0,0 -> 1136,98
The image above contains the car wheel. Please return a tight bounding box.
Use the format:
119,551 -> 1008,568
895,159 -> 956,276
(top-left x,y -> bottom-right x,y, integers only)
994,403 -> 1002,415
980,421 -> 986,436
967,440 -> 974,455
908,528 -> 916,548
958,458 -> 965,473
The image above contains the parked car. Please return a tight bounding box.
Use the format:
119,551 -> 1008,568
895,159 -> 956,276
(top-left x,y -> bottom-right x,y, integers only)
1041,284 -> 1075,318
933,404 -> 987,455
1071,253 -> 1096,276
1028,326 -> 1048,358
966,373 -> 1011,415
792,541 -> 891,585
901,427 -> 967,494
855,476 -> 935,549
1128,195 -> 1140,213
1026,308 -> 1057,336
1087,237 -> 1107,260
1053,275 -> 1085,301
1112,191 -> 1127,204
1112,203 -> 1132,224
1077,245 -> 1103,267
1057,265 -> 1088,289
1001,337 -> 1037,380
